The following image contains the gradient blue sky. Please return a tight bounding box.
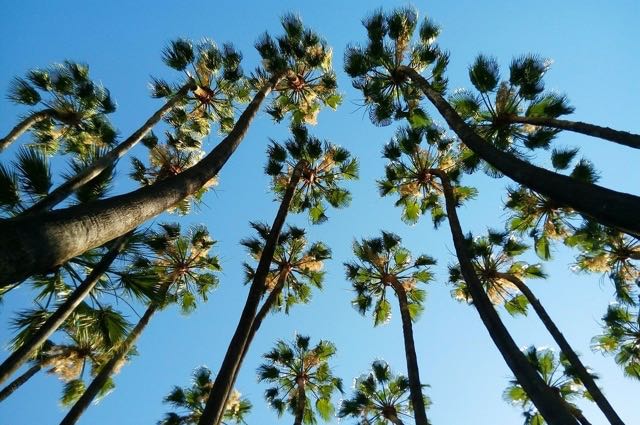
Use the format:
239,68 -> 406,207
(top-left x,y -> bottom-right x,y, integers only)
1,1 -> 639,424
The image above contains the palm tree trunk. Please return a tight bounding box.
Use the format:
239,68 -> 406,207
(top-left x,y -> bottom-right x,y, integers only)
0,75 -> 283,286
0,109 -> 54,152
399,65 -> 640,238
25,84 -> 193,214
0,233 -> 131,387
293,378 -> 306,425
59,300 -> 159,425
0,364 -> 41,402
505,115 -> 640,150
385,413 -> 404,425
429,167 -> 579,425
497,272 -> 625,425
391,283 -> 429,425
198,163 -> 304,425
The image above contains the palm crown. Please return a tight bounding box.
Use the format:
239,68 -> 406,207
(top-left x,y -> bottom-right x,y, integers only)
593,303 -> 640,380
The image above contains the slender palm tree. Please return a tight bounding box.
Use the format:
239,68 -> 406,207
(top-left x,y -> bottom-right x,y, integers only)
1,61 -> 116,154
346,7 -> 640,237
257,335 -> 342,425
60,223 -> 221,425
504,346 -> 595,425
0,15 -> 339,286
339,360 -> 426,425
158,366 -> 251,425
593,303 -> 640,380
344,231 -> 434,425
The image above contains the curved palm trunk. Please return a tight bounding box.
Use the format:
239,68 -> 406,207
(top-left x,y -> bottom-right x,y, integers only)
25,84 -> 193,214
59,299 -> 159,425
0,233 -> 131,386
390,283 -> 429,425
505,115 -> 640,150
429,168 -> 578,425
0,364 -> 41,402
0,76 -> 282,286
293,377 -> 306,425
497,272 -> 624,425
400,66 -> 640,237
198,164 -> 303,425
0,109 -> 55,152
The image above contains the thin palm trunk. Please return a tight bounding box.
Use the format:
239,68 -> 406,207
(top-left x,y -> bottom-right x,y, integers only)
391,283 -> 429,425
198,164 -> 304,425
505,115 -> 640,150
400,66 -> 640,237
25,84 -> 193,214
0,75 -> 283,286
429,167 -> 578,425
0,364 -> 41,402
293,377 -> 306,425
59,299 -> 159,425
497,272 -> 625,425
0,110 -> 56,152
0,233 -> 131,386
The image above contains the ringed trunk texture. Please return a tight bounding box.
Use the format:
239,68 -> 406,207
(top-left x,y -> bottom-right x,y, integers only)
391,283 -> 429,425
0,364 -> 41,402
0,109 -> 54,152
26,84 -> 193,214
400,66 -> 640,237
0,78 -> 280,286
431,168 -> 579,425
197,165 -> 303,425
0,233 -> 131,386
505,115 -> 640,150
498,273 -> 625,425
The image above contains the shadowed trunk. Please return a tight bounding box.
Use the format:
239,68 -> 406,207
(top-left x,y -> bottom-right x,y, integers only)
505,115 -> 640,150
0,364 -> 41,402
0,109 -> 55,152
391,282 -> 429,425
429,168 -> 578,425
293,377 -> 306,425
497,272 -> 624,425
197,164 -> 303,425
400,66 -> 640,237
0,76 -> 282,286
0,233 -> 131,387
25,84 -> 193,214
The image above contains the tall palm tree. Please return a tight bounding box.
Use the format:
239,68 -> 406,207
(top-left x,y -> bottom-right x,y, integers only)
346,7 -> 640,237
504,346 -> 594,425
60,223 -> 221,425
376,119 -> 578,423
593,303 -> 640,381
339,360 -> 426,425
0,15 -> 339,286
344,231 -> 434,425
450,231 -> 624,425
158,366 -> 251,425
257,334 -> 342,425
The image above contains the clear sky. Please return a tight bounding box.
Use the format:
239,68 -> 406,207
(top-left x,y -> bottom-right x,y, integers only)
1,1 -> 639,424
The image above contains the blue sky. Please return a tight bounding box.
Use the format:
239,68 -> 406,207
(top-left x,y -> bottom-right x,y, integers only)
1,1 -> 639,424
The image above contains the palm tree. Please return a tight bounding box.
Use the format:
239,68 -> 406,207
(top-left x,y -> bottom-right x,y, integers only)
339,360 -> 426,425
504,346 -> 595,425
257,335 -> 342,425
346,7 -> 640,237
376,118 -> 578,423
0,15 -> 339,286
60,223 -> 221,425
593,303 -> 640,381
344,231 -> 434,425
158,366 -> 251,425
450,231 -> 624,425
1,61 -> 116,154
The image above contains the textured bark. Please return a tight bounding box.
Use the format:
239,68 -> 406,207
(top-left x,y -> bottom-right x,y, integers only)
400,66 -> 640,237
293,378 -> 306,425
506,115 -> 640,150
391,283 -> 429,425
0,364 -> 41,402
0,109 -> 54,152
498,273 -> 624,425
0,77 -> 281,286
0,233 -> 131,386
430,168 -> 579,425
26,84 -> 193,214
198,164 -> 303,425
